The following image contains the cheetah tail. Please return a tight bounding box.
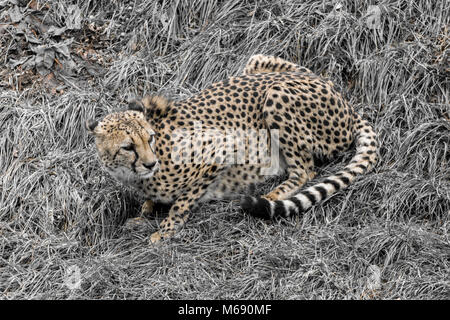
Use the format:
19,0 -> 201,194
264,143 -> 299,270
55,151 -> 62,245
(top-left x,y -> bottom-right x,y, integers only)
240,112 -> 378,219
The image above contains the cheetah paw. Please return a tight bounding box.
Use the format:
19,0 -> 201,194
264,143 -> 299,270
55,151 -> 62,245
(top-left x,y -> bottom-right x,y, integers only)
149,230 -> 175,244
150,231 -> 162,244
141,199 -> 154,217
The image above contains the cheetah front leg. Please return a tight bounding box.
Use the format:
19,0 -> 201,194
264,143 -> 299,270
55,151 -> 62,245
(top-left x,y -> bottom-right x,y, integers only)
263,148 -> 316,201
150,173 -> 223,244
149,199 -> 192,244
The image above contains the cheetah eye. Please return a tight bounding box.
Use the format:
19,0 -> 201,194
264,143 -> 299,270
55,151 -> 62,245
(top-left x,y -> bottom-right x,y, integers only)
122,144 -> 134,151
148,135 -> 155,145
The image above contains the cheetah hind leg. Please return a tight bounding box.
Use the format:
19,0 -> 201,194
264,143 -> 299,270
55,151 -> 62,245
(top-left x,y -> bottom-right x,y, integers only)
262,150 -> 316,201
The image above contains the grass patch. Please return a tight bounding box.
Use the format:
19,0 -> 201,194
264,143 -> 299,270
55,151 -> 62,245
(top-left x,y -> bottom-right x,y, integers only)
0,0 -> 449,299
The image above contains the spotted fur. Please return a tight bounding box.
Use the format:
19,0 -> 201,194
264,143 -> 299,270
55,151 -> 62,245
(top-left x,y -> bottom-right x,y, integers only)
87,54 -> 378,243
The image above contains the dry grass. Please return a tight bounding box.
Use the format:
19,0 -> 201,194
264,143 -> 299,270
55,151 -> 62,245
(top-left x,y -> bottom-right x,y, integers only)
0,0 -> 449,299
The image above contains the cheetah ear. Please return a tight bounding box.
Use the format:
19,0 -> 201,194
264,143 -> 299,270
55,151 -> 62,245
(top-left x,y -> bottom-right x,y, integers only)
141,95 -> 172,117
85,119 -> 99,134
128,99 -> 145,113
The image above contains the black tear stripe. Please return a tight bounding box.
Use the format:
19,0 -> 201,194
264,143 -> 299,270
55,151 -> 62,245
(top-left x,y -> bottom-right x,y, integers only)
112,149 -> 121,161
127,134 -> 140,173
134,119 -> 146,136
131,147 -> 138,173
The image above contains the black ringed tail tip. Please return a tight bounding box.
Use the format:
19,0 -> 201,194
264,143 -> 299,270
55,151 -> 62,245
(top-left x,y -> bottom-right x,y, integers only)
240,196 -> 272,219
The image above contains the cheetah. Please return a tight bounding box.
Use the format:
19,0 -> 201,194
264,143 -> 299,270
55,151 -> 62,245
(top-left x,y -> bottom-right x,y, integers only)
86,54 -> 378,243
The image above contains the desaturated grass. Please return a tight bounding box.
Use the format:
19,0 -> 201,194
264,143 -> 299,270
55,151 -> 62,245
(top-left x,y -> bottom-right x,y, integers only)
0,0 -> 449,299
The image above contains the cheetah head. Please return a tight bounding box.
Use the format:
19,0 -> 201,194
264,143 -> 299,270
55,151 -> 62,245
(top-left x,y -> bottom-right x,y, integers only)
86,109 -> 159,185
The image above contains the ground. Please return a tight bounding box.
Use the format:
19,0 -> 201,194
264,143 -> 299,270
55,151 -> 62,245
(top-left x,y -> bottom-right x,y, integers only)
0,0 -> 449,299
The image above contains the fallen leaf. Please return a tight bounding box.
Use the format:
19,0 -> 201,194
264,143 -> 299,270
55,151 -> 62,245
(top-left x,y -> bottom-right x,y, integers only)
7,56 -> 31,68
33,45 -> 55,75
8,5 -> 23,23
48,26 -> 67,36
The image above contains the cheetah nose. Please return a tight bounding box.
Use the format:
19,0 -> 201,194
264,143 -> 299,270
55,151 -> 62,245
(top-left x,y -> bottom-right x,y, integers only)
143,162 -> 157,170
